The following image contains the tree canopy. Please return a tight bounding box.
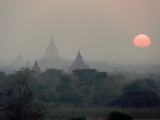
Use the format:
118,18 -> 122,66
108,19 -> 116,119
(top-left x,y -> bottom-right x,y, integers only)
0,68 -> 46,120
108,78 -> 160,108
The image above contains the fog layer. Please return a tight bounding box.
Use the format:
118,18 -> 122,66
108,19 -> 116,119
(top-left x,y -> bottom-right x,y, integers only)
0,0 -> 160,64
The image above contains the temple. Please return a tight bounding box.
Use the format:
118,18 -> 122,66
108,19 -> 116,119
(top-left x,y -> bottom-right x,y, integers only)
14,51 -> 25,66
39,36 -> 63,70
32,60 -> 41,74
41,36 -> 62,61
25,60 -> 31,68
68,50 -> 90,72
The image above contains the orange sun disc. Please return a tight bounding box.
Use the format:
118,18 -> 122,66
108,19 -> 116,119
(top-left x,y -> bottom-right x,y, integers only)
134,34 -> 151,47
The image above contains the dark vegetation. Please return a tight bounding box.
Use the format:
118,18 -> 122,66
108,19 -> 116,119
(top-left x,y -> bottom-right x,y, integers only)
106,110 -> 133,120
71,116 -> 86,120
0,68 -> 160,119
0,68 -> 46,120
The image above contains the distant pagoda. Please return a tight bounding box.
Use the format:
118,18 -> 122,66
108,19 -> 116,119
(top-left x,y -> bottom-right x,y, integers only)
41,36 -> 62,61
32,60 -> 41,74
14,51 -> 25,66
25,60 -> 32,68
68,50 -> 90,72
39,36 -> 63,70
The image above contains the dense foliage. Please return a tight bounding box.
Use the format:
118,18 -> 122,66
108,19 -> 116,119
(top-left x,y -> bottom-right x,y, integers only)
71,116 -> 86,120
0,68 -> 160,119
108,78 -> 160,108
106,110 -> 133,120
0,68 -> 46,120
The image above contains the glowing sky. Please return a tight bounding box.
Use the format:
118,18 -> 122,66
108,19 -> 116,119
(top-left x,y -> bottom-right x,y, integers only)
0,0 -> 160,64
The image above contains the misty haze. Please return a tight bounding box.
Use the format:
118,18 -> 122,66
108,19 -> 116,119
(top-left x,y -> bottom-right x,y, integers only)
0,0 -> 160,120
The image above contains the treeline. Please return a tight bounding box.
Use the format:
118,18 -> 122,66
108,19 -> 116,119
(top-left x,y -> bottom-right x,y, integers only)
34,69 -> 125,107
2,59 -> 160,74
0,68 -> 160,119
35,68 -> 160,108
1,68 -> 160,108
0,68 -> 46,120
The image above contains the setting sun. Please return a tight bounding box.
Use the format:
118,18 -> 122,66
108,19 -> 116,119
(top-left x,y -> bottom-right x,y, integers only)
134,34 -> 151,47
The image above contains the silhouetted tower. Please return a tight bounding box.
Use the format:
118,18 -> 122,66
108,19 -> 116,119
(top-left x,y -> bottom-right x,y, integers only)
32,60 -> 41,74
39,36 -> 63,70
14,51 -> 25,66
114,68 -> 117,74
68,50 -> 90,72
25,60 -> 31,68
41,36 -> 62,61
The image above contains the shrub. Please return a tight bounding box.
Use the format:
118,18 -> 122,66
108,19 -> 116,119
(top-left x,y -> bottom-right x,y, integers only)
71,116 -> 86,120
106,110 -> 133,120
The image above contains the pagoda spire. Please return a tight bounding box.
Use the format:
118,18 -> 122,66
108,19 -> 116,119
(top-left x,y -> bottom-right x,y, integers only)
68,50 -> 90,72
18,50 -> 21,56
51,35 -> 53,43
40,35 -> 63,62
14,50 -> 25,66
75,49 -> 83,61
32,59 -> 41,74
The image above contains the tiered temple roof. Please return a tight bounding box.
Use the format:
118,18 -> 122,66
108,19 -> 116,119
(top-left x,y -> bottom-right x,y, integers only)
14,51 -> 25,66
32,60 -> 41,74
41,36 -> 62,61
25,60 -> 31,68
68,50 -> 90,72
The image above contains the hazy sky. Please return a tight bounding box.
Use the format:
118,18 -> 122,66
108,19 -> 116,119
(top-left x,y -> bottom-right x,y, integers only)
0,0 -> 160,64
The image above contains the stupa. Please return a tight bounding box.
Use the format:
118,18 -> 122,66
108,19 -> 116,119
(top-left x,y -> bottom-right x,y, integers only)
14,51 -> 25,66
68,50 -> 90,72
39,36 -> 63,70
41,36 -> 62,61
32,60 -> 41,74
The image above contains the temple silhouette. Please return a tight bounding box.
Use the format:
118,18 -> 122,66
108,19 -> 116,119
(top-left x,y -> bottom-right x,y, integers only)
32,60 -> 41,74
68,50 -> 90,72
12,36 -> 90,72
38,36 -> 64,70
41,36 -> 62,61
14,51 -> 25,67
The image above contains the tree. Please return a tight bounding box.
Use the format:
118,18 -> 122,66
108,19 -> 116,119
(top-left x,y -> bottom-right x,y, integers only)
79,86 -> 91,96
73,69 -> 98,100
57,91 -> 83,106
35,68 -> 64,86
71,116 -> 86,120
95,72 -> 107,80
95,72 -> 107,87
55,74 -> 84,105
0,68 -> 46,120
0,71 -> 6,81
43,68 -> 64,77
108,78 -> 160,108
55,83 -> 70,92
73,69 -> 98,88
38,89 -> 58,103
106,110 -> 133,120
55,74 -> 72,92
59,74 -> 72,84
0,91 -> 4,101
93,72 -> 108,105
122,79 -> 159,108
